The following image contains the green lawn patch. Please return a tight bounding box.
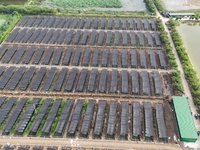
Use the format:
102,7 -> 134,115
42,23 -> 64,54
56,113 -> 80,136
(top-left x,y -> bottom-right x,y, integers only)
41,0 -> 122,9
0,14 -> 9,27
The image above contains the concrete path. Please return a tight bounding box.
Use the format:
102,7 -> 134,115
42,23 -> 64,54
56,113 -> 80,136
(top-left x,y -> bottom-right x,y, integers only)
155,7 -> 200,132
0,136 -> 182,150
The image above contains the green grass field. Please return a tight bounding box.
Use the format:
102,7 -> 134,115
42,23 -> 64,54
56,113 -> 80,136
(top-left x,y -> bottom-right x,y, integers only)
41,0 -> 122,9
0,15 -> 8,27
0,19 -> 5,27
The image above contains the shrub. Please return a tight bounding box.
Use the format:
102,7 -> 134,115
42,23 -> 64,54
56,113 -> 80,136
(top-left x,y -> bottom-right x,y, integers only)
157,19 -> 178,70
144,0 -> 156,13
153,0 -> 166,12
0,11 -> 21,43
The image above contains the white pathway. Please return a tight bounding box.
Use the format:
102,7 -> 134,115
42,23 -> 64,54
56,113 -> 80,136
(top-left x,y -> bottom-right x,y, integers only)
155,6 -> 200,148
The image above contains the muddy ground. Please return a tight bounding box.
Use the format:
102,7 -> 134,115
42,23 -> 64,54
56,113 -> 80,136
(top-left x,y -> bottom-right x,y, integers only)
162,0 -> 200,11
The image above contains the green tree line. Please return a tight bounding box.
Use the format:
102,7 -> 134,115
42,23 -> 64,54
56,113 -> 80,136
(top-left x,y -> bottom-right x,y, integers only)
0,5 -> 56,14
144,0 -> 156,14
156,19 -> 184,94
169,18 -> 200,110
153,0 -> 166,12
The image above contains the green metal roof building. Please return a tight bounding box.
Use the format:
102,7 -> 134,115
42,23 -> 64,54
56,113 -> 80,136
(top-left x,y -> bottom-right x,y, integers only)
173,96 -> 198,142
169,13 -> 195,18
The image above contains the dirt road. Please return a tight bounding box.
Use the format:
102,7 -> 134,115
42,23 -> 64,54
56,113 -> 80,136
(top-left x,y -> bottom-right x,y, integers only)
0,136 -> 183,150
188,0 -> 200,6
155,3 -> 200,133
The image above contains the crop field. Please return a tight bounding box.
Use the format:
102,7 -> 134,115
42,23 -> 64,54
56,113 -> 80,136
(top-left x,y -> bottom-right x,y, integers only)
0,16 -> 173,98
0,45 -> 167,69
41,0 -> 122,8
6,16 -> 160,48
0,66 -> 167,96
0,97 -> 177,143
0,16 -> 177,144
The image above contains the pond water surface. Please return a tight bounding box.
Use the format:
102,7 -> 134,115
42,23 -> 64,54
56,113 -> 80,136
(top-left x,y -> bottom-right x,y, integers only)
177,23 -> 200,78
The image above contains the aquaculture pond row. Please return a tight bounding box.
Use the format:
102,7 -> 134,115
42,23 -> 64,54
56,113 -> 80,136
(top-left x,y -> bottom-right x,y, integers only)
0,66 -> 163,96
0,97 -> 167,142
0,45 -> 166,69
6,28 -> 161,47
18,16 -> 157,31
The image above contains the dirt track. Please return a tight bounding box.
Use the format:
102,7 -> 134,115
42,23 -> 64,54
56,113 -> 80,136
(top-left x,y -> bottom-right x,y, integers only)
0,137 -> 183,150
188,0 -> 200,6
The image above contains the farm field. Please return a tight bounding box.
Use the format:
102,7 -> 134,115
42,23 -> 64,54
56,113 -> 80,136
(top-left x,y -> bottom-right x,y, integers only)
176,23 -> 200,78
0,0 -> 26,5
41,0 -> 122,8
0,16 -> 173,98
0,97 -> 177,143
40,0 -> 146,11
0,66 -> 169,97
0,15 -> 178,146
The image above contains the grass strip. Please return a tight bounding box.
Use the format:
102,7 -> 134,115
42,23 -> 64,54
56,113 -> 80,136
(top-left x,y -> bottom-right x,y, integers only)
0,97 -> 17,130
24,98 -> 45,135
10,98 -> 33,135
50,99 -> 66,135
36,100 -> 53,137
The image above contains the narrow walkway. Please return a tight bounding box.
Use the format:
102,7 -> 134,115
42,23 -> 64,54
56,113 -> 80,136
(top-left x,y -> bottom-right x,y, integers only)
0,136 -> 182,150
155,9 -> 200,132
0,63 -> 173,72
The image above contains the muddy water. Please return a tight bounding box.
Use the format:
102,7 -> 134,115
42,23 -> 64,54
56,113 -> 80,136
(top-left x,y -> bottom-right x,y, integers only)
177,23 -> 200,78
0,0 -> 26,5
162,0 -> 200,11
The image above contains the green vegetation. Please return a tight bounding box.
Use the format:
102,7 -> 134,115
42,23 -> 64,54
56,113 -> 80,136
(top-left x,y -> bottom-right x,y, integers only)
156,19 -> 184,94
169,18 -> 200,110
171,71 -> 184,94
144,0 -> 156,14
0,5 -> 152,17
41,0 -> 122,9
65,10 -> 150,17
0,5 -> 56,14
0,14 -> 9,20
0,19 -> 5,27
153,0 -> 166,12
10,98 -> 33,135
50,99 -> 66,135
82,100 -> 88,112
0,11 -> 21,43
0,98 -> 16,130
36,100 -> 53,136
156,19 -> 177,69
24,98 -> 45,135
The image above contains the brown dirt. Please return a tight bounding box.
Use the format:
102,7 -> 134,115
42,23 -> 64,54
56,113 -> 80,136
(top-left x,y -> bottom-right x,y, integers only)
0,137 -> 183,150
163,99 -> 179,144
188,0 -> 200,6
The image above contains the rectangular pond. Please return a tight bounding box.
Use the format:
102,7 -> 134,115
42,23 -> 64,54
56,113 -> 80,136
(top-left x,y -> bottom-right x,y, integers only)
177,23 -> 200,78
